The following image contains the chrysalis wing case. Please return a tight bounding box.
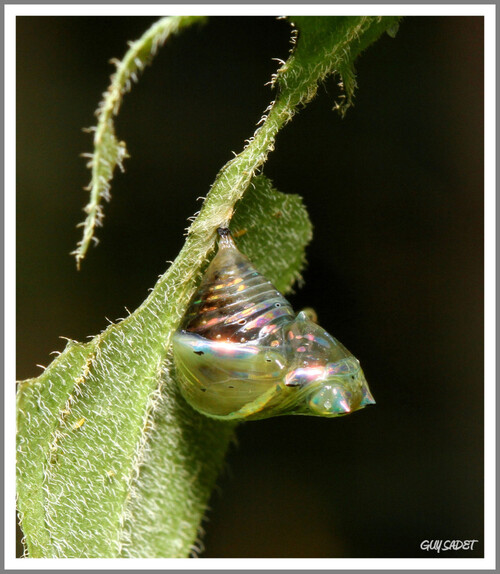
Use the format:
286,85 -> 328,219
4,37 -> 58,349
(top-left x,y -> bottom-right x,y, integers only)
173,228 -> 375,421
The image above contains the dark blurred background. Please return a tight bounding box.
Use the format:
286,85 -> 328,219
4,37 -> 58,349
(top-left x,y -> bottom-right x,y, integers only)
17,16 -> 484,558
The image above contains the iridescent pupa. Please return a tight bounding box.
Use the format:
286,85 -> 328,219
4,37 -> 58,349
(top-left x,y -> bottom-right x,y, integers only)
172,228 -> 375,421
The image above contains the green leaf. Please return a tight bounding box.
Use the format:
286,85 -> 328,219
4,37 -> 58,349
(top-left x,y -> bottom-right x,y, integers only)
17,176 -> 312,558
230,175 -> 312,293
280,16 -> 401,114
18,15 -> 400,558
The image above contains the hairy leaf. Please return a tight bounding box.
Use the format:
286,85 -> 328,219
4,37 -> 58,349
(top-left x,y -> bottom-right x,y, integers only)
17,176 -> 312,558
280,16 -> 400,114
18,15 -> 399,558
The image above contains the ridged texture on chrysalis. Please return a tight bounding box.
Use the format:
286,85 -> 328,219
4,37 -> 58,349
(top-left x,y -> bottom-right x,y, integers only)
173,229 -> 375,421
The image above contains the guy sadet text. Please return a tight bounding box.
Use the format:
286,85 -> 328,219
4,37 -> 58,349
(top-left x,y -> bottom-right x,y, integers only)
420,540 -> 479,553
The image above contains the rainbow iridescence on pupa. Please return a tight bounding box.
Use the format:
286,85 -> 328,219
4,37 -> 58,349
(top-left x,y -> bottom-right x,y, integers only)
172,229 -> 375,421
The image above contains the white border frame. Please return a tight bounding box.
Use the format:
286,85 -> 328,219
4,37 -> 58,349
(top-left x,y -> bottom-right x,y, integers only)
5,4 -> 496,570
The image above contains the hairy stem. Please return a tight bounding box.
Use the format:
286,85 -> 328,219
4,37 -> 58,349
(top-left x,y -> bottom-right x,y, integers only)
74,16 -> 207,268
